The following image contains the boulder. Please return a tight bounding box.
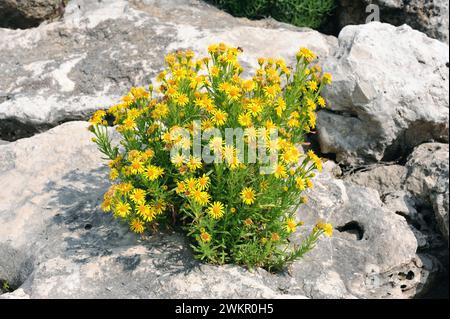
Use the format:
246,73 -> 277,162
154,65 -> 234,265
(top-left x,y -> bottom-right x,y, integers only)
292,169 -> 433,299
0,0 -> 63,29
318,22 -> 449,165
0,122 -> 434,298
344,165 -> 407,196
0,0 -> 337,141
405,143 -> 449,242
338,0 -> 449,43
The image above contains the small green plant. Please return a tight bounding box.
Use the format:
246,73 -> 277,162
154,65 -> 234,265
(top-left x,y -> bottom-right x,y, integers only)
0,279 -> 12,293
207,0 -> 336,29
90,43 -> 333,271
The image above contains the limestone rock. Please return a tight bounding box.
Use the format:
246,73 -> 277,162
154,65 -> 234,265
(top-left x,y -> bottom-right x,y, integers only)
405,143 -> 449,242
344,165 -> 407,196
291,170 -> 431,299
318,22 -> 449,165
0,0 -> 337,141
0,121 -> 432,298
338,0 -> 449,43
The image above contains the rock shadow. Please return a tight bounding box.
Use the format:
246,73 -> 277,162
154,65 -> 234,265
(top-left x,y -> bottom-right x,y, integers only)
44,166 -> 200,276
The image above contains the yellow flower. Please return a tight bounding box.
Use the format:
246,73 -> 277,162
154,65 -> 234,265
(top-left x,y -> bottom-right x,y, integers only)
308,110 -> 316,129
173,68 -> 187,79
89,110 -> 107,125
207,201 -> 225,219
315,222 -> 333,237
197,174 -> 210,190
237,113 -> 252,127
153,200 -> 166,215
200,231 -> 211,243
165,53 -> 176,65
201,118 -> 215,131
209,136 -> 223,153
185,177 -> 198,192
137,204 -> 155,222
287,117 -> 300,128
191,189 -> 210,206
187,156 -> 202,171
152,103 -> 169,119
296,47 -> 316,63
242,79 -> 255,91
130,188 -> 146,205
145,165 -> 164,181
130,218 -> 145,234
226,85 -> 241,101
175,181 -> 186,194
174,93 -> 189,106
306,179 -> 313,189
306,98 -> 316,111
109,168 -> 119,180
230,207 -> 236,213
223,145 -> 235,163
166,85 -> 178,97
212,110 -> 228,126
122,117 -> 136,131
281,146 -> 300,164
117,182 -> 133,194
130,158 -> 145,174
322,73 -> 332,85
208,43 -> 218,54
245,127 -> 258,141
263,84 -> 280,99
300,195 -> 308,204
142,149 -> 155,161
323,223 -> 333,236
295,177 -> 306,190
317,96 -> 326,108
210,66 -> 220,77
307,150 -> 322,172
274,164 -> 287,179
285,218 -> 297,233
307,80 -> 318,92
171,153 -> 186,167
190,76 -> 204,89
101,198 -> 112,212
115,201 -> 131,218
241,187 -> 255,205
127,108 -> 142,120
244,218 -> 253,226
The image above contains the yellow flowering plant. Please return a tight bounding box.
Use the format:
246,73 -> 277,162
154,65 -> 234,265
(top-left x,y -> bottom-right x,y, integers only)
89,43 -> 333,271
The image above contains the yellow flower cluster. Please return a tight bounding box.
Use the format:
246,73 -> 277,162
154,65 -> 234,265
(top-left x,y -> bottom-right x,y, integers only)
90,43 -> 333,270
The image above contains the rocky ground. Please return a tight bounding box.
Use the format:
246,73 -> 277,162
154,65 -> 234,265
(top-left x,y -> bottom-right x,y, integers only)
0,0 -> 448,299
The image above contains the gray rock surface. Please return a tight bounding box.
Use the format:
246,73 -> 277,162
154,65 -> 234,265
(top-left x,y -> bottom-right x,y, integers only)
293,169 -> 434,299
0,0 -> 336,141
0,0 -> 63,29
0,122 -> 433,298
405,143 -> 449,242
338,0 -> 449,43
318,22 -> 449,165
341,142 -> 449,247
344,165 -> 407,196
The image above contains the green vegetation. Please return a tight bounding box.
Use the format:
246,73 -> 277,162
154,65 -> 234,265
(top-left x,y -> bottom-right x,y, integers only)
207,0 -> 336,29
